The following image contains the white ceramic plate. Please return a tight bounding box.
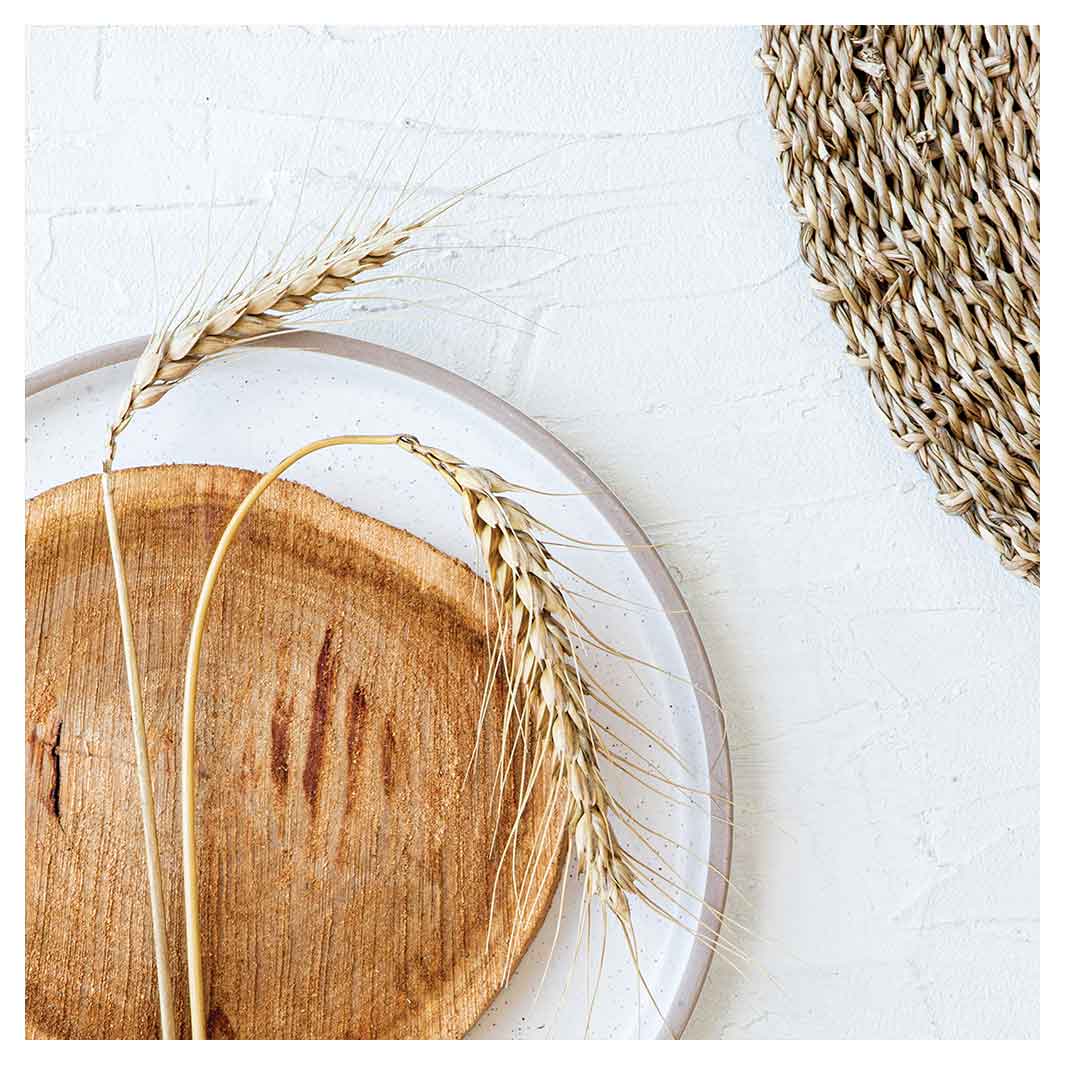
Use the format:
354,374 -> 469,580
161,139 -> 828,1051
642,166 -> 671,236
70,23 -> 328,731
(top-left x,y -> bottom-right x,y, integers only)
26,331 -> 732,1039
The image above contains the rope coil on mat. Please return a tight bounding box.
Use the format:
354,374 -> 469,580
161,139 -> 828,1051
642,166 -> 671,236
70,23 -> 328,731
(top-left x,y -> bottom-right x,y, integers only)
758,25 -> 1040,585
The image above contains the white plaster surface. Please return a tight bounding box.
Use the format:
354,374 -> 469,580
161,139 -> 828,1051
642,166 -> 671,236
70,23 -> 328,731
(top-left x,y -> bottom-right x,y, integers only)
27,25 -> 1039,1039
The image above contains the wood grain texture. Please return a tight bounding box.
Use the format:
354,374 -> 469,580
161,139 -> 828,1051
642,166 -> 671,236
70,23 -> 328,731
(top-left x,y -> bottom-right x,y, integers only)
26,465 -> 563,1039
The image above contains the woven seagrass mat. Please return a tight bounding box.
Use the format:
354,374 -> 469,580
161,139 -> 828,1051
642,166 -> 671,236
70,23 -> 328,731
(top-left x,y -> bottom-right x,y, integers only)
759,26 -> 1040,585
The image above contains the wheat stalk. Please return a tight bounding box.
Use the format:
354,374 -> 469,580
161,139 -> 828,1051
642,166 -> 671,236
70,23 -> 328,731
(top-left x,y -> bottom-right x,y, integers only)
178,433 -> 653,1038
99,193 -> 463,1039
99,475 -> 176,1038
106,379 -> 734,1036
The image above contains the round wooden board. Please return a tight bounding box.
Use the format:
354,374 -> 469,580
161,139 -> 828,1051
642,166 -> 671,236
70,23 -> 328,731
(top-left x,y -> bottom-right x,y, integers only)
26,465 -> 564,1040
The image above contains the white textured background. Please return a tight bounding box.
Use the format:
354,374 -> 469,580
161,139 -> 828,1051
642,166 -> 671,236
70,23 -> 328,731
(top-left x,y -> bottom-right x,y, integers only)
27,26 -> 1039,1038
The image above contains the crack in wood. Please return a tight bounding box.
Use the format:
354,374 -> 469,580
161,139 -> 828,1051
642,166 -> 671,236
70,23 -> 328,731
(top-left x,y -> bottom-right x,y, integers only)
48,720 -> 63,822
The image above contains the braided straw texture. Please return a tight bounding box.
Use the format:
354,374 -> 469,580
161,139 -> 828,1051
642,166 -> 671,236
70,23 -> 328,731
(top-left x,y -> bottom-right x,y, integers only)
759,26 -> 1040,585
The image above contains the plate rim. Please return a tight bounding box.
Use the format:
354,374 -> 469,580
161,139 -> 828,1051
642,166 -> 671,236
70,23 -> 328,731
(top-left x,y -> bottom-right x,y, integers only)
26,329 -> 733,1040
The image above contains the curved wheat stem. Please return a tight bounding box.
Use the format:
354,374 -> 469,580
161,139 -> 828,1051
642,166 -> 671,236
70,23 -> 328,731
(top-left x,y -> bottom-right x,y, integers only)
179,435 -> 399,1037
179,434 -> 643,1038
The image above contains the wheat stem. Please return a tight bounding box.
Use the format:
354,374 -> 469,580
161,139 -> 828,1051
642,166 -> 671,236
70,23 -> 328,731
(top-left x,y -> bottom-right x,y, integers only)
181,433 -> 652,1036
100,472 -> 175,1039
180,435 -> 399,1038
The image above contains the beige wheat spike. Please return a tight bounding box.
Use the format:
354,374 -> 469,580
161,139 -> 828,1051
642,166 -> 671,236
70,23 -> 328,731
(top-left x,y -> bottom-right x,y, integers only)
103,206 -> 451,472
394,436 -> 640,927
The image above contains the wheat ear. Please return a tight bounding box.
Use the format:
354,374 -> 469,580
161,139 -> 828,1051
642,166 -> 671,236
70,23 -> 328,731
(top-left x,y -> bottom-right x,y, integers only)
99,199 -> 458,1039
178,434 -> 644,1038
398,439 -> 738,1029
102,207 -> 452,472
396,437 -> 639,927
